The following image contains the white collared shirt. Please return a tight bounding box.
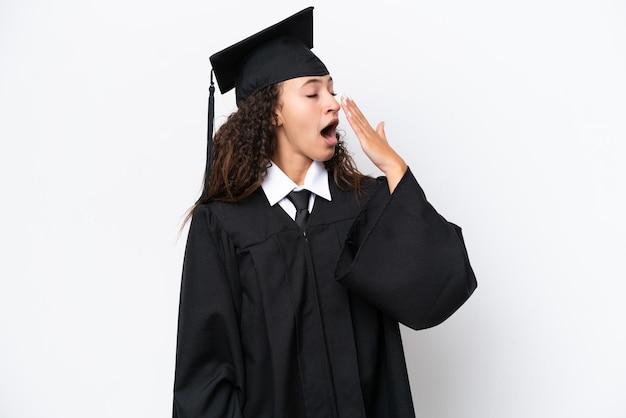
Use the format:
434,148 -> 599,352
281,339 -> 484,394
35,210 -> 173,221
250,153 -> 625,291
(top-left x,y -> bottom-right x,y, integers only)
261,160 -> 332,220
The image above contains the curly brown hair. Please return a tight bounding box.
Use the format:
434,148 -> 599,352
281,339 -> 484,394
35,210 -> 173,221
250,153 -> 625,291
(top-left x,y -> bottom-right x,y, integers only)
185,82 -> 366,223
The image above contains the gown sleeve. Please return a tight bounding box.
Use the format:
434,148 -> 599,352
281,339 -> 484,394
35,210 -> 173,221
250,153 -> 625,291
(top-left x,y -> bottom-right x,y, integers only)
173,206 -> 244,418
335,168 -> 477,330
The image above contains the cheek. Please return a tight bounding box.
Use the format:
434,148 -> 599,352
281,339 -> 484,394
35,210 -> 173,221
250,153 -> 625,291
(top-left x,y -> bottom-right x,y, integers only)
284,107 -> 316,134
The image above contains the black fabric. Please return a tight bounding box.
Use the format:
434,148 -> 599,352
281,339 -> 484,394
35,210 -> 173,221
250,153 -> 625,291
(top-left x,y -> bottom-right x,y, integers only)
286,189 -> 311,231
173,169 -> 477,417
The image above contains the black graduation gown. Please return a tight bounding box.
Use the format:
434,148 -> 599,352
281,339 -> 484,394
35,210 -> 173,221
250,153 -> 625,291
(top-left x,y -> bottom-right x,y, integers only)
173,169 -> 477,418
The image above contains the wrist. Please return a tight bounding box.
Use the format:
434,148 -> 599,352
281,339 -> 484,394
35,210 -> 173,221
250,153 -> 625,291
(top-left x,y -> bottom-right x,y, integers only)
381,158 -> 408,193
381,158 -> 407,178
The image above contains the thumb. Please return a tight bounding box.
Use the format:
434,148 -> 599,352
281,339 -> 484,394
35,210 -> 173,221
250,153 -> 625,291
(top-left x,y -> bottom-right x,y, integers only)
376,121 -> 387,141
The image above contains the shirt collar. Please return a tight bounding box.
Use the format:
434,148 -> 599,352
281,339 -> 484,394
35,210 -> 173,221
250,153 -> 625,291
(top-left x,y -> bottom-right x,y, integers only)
262,160 -> 331,206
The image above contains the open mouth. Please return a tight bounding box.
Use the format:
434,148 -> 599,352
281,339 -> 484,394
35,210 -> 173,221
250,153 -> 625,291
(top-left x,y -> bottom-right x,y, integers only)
321,119 -> 339,145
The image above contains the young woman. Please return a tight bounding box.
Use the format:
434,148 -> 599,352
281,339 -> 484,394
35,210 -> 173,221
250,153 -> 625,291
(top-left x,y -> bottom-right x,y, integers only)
173,7 -> 477,418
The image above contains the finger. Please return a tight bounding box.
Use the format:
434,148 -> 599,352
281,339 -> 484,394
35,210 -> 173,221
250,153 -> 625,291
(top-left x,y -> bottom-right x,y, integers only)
343,96 -> 370,128
341,101 -> 365,136
343,96 -> 387,147
341,96 -> 375,137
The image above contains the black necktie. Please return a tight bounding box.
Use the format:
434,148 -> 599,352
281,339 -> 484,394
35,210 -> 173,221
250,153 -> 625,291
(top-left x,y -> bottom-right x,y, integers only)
287,190 -> 311,232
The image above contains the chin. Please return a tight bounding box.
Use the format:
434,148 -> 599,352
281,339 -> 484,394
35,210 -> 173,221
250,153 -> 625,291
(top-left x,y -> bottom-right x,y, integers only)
314,149 -> 336,163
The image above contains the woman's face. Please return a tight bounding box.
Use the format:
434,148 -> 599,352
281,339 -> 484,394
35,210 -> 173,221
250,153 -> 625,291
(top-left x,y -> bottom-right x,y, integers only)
273,75 -> 340,167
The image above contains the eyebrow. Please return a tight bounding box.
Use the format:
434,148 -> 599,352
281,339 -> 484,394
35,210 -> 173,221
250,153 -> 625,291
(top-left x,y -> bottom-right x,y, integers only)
300,76 -> 334,88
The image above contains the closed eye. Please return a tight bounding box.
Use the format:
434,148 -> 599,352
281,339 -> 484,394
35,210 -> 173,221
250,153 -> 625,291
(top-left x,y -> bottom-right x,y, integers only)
306,92 -> 337,98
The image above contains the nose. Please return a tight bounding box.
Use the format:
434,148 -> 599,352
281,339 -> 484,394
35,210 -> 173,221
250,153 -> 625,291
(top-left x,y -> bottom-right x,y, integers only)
327,93 -> 340,113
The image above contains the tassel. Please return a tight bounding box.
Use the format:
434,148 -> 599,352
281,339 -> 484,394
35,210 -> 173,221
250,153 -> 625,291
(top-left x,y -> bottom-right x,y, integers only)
201,70 -> 216,200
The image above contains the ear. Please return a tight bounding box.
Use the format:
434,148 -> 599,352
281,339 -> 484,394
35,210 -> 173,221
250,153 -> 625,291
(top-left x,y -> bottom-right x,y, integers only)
274,109 -> 283,127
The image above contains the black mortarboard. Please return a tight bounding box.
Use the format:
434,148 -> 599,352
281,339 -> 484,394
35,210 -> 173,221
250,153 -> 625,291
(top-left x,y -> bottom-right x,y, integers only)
210,6 -> 328,105
200,7 -> 328,199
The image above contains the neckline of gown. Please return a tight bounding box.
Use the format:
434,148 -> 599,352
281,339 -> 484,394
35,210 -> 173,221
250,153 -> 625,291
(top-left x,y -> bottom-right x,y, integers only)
205,176 -> 381,248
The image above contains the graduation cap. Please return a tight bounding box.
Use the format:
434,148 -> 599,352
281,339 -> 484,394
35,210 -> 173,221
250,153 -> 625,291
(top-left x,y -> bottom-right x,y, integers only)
201,6 -> 329,199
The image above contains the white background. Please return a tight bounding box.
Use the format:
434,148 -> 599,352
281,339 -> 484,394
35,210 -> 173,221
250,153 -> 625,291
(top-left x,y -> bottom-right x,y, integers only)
1,1 -> 625,417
